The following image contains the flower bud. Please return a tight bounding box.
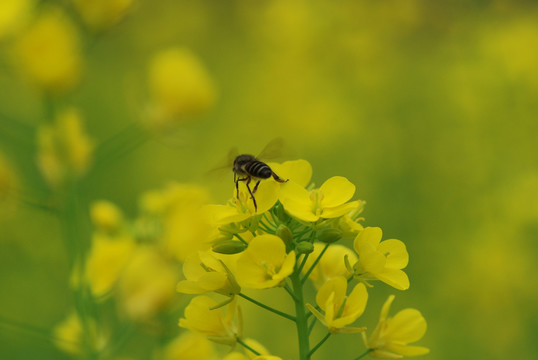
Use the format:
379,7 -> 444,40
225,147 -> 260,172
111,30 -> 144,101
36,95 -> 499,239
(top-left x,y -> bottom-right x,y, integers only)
317,228 -> 343,244
274,202 -> 290,223
276,224 -> 293,247
296,241 -> 314,255
90,200 -> 122,232
212,239 -> 247,254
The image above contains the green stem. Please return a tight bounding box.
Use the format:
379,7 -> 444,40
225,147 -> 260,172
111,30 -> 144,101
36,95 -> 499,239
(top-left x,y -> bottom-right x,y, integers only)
290,271 -> 310,360
297,253 -> 309,274
238,293 -> 296,321
352,349 -> 373,360
237,337 -> 261,356
0,315 -> 78,345
308,332 -> 331,357
307,316 -> 317,335
302,243 -> 330,284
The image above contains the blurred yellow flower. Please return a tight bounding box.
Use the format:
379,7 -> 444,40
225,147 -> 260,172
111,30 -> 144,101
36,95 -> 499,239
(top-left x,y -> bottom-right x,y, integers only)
36,108 -> 94,187
280,176 -> 360,222
177,251 -> 240,297
53,311 -> 105,355
90,200 -> 124,232
307,276 -> 368,334
301,243 -> 357,289
0,151 -> 17,202
160,331 -> 217,360
353,227 -> 409,290
117,246 -> 179,321
140,183 -> 213,261
147,47 -> 216,128
13,7 -> 82,93
0,0 -> 33,40
179,296 -> 239,345
235,234 -> 295,289
363,295 -> 429,358
84,233 -> 135,298
71,0 -> 134,31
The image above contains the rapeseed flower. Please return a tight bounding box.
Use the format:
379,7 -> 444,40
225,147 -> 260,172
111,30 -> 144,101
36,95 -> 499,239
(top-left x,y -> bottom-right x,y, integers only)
147,47 -> 216,128
235,234 -> 295,289
363,295 -> 429,358
117,246 -> 179,321
301,243 -> 357,289
177,251 -> 240,297
0,0 -> 33,40
279,176 -> 360,222
179,296 -> 240,345
160,332 -> 217,360
71,0 -> 134,31
307,276 -> 368,334
90,200 -> 124,232
353,227 -> 410,290
36,108 -> 94,187
140,183 -> 214,261
53,311 -> 105,355
13,7 -> 82,93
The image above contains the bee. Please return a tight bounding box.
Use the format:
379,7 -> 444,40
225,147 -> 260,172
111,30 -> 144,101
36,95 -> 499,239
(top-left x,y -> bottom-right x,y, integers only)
233,153 -> 288,212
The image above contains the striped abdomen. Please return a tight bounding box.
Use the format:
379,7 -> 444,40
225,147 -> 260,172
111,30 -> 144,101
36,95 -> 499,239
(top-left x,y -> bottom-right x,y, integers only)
244,160 -> 272,179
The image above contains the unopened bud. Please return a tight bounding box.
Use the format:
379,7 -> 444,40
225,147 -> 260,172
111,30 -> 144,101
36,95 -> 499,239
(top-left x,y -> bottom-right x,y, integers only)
276,225 -> 293,246
212,239 -> 247,254
296,241 -> 314,255
274,203 -> 290,223
317,228 -> 343,244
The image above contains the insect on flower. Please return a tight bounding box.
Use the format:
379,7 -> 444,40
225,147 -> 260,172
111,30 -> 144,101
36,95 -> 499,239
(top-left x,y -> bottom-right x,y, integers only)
232,139 -> 288,212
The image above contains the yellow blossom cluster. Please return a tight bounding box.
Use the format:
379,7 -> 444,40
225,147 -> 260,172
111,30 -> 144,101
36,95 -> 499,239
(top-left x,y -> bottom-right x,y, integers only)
177,159 -> 428,359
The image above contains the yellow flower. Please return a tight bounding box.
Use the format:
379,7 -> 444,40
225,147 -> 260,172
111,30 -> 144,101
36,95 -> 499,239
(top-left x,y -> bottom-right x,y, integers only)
117,246 -> 179,321
204,180 -> 280,225
353,227 -> 410,290
71,0 -> 133,31
84,233 -> 135,298
179,296 -> 239,345
279,176 -> 360,222
307,276 -> 368,334
177,251 -> 240,297
90,200 -> 123,232
363,295 -> 429,358
301,243 -> 358,289
13,7 -> 82,93
160,332 -> 217,360
267,159 -> 313,187
140,183 -> 214,261
235,234 -> 295,289
36,108 -> 94,187
147,47 -> 216,128
0,0 -> 33,40
53,311 -> 105,355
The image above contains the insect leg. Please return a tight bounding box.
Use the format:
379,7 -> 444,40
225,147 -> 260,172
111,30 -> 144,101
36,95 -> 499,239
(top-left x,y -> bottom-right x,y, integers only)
236,177 -> 248,199
252,180 -> 261,193
272,172 -> 288,183
245,177 -> 257,212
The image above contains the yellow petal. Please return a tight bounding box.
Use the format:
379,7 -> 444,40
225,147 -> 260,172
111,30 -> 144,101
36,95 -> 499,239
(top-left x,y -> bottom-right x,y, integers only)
268,159 -> 312,187
204,204 -> 249,225
358,242 -> 386,274
316,276 -> 347,311
237,179 -> 279,214
354,227 -> 383,253
345,282 -> 368,319
385,309 -> 427,343
176,280 -> 205,294
279,181 -> 318,222
319,176 -> 355,208
380,295 -> 395,322
322,201 -> 360,218
385,344 -> 430,356
378,240 -> 408,269
375,268 -> 410,290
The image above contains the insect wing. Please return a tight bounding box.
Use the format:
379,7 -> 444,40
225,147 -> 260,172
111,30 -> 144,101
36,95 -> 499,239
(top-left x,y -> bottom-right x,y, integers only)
256,138 -> 285,161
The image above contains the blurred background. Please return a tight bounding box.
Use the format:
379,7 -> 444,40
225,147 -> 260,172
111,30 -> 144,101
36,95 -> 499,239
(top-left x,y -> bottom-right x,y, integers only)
0,0 -> 537,359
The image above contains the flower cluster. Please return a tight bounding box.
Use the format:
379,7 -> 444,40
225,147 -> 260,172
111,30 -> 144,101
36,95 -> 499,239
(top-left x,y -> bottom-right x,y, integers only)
177,159 -> 428,359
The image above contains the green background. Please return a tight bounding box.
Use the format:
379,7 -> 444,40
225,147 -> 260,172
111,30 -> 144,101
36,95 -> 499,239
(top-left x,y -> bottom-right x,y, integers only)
1,0 -> 537,359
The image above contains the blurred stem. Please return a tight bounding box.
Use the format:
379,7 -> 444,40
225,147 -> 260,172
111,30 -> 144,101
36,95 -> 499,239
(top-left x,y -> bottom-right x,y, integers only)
290,270 -> 310,360
0,315 -> 77,345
